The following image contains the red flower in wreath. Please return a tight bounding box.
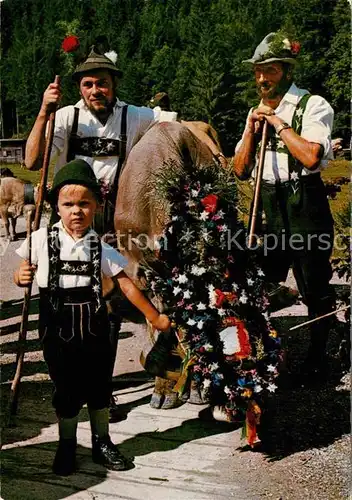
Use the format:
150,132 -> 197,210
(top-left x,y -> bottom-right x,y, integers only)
62,35 -> 80,53
290,41 -> 301,55
215,289 -> 226,307
201,193 -> 218,213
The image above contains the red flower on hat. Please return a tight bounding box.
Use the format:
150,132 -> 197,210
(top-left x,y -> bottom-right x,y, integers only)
290,41 -> 301,55
201,194 -> 218,213
62,35 -> 80,53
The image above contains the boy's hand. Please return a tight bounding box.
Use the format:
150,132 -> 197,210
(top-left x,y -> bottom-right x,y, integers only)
15,261 -> 36,286
151,313 -> 171,332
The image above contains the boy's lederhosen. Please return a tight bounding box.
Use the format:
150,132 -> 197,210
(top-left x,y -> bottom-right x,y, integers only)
39,227 -> 114,418
256,95 -> 335,347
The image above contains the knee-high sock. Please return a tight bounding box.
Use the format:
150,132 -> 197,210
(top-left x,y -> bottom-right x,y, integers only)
88,407 -> 109,437
58,416 -> 78,440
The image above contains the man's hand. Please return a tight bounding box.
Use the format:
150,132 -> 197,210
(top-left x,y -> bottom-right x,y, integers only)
40,82 -> 61,116
151,313 -> 171,332
14,261 -> 36,287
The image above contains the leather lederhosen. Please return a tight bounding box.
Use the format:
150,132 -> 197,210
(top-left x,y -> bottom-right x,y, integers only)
39,226 -> 113,417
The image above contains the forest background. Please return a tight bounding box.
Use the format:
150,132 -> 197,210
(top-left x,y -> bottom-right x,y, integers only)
1,0 -> 350,155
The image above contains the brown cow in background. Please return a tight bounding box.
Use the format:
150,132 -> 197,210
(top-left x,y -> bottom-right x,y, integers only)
0,169 -> 36,240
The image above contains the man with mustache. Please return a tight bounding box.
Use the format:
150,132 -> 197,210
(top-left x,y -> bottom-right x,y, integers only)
25,47 -> 156,420
25,47 -> 155,234
233,32 -> 336,385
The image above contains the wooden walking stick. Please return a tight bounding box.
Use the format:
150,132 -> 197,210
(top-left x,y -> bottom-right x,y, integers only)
8,209 -> 34,421
248,120 -> 268,249
8,75 -> 60,422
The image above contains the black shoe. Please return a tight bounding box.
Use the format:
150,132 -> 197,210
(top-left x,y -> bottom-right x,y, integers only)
52,438 -> 77,476
92,434 -> 133,471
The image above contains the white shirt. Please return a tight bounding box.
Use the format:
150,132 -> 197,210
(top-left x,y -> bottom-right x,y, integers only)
50,98 -> 155,187
16,220 -> 128,288
153,106 -> 178,122
236,83 -> 334,183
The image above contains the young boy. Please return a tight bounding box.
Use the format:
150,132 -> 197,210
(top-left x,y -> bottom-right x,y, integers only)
14,159 -> 170,475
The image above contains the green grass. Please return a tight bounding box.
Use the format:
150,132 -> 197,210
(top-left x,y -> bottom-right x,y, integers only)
1,161 -> 55,185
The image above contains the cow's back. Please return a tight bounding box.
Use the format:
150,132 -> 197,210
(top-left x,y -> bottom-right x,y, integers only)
115,121 -> 214,263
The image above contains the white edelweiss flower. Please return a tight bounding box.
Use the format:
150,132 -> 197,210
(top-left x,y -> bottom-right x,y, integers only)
232,282 -> 239,291
247,278 -> 254,286
282,38 -> 291,50
291,171 -> 299,181
239,293 -> 248,304
202,229 -> 211,242
186,200 -> 196,207
173,286 -> 182,295
191,189 -> 199,197
172,215 -> 178,221
203,343 -> 213,351
267,383 -> 278,393
203,379 -> 212,388
209,362 -> 219,371
295,108 -> 303,118
267,364 -> 276,373
254,384 -> 263,393
187,318 -> 196,326
218,308 -> 226,317
257,268 -> 265,277
199,211 -> 209,221
217,209 -> 225,218
204,183 -> 212,191
197,302 -> 207,310
197,320 -> 204,329
183,290 -> 192,299
177,274 -> 188,284
277,140 -> 285,148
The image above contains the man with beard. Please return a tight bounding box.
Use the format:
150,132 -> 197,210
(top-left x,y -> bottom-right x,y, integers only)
25,47 -> 154,233
233,32 -> 336,384
25,47 -> 155,419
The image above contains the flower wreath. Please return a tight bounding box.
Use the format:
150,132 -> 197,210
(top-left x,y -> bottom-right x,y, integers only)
141,162 -> 283,446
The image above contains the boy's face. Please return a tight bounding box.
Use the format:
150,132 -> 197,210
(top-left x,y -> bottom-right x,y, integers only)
57,184 -> 98,237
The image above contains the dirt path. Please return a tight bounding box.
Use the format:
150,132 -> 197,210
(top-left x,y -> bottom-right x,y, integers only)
1,215 -> 350,499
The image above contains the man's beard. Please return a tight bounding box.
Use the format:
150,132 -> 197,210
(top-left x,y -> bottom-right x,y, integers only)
257,77 -> 291,100
84,96 -> 116,118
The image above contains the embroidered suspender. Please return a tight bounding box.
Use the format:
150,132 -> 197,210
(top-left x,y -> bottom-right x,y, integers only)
109,104 -> 128,205
288,93 -> 311,193
67,107 -> 80,162
47,226 -> 103,312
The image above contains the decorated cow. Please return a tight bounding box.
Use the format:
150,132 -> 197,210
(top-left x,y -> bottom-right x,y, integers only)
114,121 -> 282,446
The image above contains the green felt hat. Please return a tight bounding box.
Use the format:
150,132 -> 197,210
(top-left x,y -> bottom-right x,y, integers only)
72,46 -> 123,81
48,159 -> 102,206
243,32 -> 301,65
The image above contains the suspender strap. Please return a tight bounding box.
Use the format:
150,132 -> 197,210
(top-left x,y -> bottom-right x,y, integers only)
67,107 -> 80,162
110,104 -> 128,205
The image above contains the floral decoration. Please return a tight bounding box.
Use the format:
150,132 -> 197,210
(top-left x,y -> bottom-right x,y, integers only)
140,162 -> 283,447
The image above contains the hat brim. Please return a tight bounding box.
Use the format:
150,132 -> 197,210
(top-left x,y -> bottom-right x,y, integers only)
47,181 -> 103,207
242,57 -> 297,65
72,64 -> 123,81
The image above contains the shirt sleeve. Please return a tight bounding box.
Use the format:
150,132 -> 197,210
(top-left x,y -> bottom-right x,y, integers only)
101,241 -> 129,277
300,96 -> 334,160
15,227 -> 46,265
49,106 -> 74,163
235,109 -> 254,153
